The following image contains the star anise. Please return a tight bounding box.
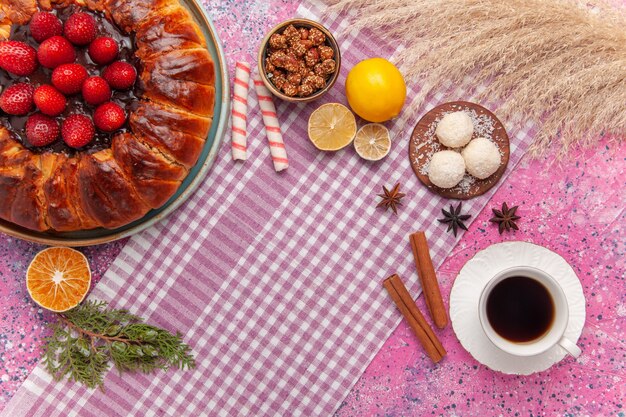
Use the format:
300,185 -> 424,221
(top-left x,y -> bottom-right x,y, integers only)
490,202 -> 521,234
438,202 -> 471,237
377,183 -> 405,215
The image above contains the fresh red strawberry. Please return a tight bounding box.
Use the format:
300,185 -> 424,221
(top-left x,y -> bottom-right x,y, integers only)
94,102 -> 126,132
37,36 -> 76,69
0,83 -> 34,116
103,61 -> 136,90
82,76 -> 111,106
62,114 -> 95,148
52,63 -> 88,95
63,12 -> 97,46
25,113 -> 60,146
0,41 -> 38,76
88,37 -> 119,65
33,85 -> 67,116
29,12 -> 63,43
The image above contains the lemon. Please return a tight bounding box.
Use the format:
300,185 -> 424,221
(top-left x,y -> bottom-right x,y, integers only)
308,103 -> 357,151
345,58 -> 406,123
353,123 -> 392,161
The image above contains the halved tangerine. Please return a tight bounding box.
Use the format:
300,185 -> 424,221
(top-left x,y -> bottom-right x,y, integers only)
26,247 -> 91,312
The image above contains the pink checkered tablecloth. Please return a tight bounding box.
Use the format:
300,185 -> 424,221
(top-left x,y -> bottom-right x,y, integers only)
3,1 -> 535,415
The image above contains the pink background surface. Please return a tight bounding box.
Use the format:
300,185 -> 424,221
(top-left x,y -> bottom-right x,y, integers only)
1,0 -> 624,415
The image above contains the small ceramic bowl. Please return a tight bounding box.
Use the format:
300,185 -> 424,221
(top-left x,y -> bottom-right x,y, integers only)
257,18 -> 341,103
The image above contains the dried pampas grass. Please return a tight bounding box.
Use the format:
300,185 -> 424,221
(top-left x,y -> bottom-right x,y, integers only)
323,0 -> 626,157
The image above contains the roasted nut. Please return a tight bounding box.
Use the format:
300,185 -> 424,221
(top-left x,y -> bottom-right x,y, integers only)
298,83 -> 314,97
268,51 -> 286,66
269,33 -> 288,49
305,47 -> 320,67
282,82 -> 298,97
308,27 -> 326,46
286,72 -> 302,85
298,63 -> 311,78
272,75 -> 288,90
284,60 -> 300,73
271,68 -> 286,78
318,45 -> 334,60
269,51 -> 300,72
265,57 -> 276,73
282,25 -> 301,45
303,74 -> 326,90
314,59 -> 336,77
291,40 -> 308,58
298,27 -> 309,40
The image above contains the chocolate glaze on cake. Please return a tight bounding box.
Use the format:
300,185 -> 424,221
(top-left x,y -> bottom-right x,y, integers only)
0,5 -> 142,154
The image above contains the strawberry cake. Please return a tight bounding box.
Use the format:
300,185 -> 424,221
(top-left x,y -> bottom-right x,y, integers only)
0,0 -> 215,232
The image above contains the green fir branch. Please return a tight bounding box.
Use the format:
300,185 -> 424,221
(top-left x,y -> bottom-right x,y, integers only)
42,300 -> 195,390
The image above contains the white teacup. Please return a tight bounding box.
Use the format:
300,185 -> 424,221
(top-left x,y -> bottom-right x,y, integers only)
478,266 -> 581,358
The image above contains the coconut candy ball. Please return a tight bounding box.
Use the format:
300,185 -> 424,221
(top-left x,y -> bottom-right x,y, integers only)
462,137 -> 501,179
435,111 -> 474,148
428,150 -> 466,189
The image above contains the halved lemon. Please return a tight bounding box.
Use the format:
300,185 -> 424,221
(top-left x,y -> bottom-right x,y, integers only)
27,247 -> 91,312
307,103 -> 357,151
353,123 -> 392,161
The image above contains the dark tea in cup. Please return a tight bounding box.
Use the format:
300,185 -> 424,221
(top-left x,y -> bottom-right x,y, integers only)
486,276 -> 555,343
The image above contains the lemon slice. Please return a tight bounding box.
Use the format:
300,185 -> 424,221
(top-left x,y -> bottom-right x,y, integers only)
353,123 -> 391,161
307,103 -> 357,151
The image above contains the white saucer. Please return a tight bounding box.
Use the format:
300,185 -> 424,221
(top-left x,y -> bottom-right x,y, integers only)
449,241 -> 586,375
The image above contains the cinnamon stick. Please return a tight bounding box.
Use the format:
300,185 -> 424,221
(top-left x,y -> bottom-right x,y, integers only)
410,231 -> 448,329
383,274 -> 446,363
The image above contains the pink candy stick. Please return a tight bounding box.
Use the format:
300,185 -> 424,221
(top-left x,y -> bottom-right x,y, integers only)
253,74 -> 289,172
231,62 -> 251,161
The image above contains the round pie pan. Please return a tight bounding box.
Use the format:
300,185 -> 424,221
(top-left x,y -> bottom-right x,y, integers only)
0,0 -> 230,247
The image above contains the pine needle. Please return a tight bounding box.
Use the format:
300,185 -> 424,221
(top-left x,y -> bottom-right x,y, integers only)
42,300 -> 195,390
323,0 -> 626,158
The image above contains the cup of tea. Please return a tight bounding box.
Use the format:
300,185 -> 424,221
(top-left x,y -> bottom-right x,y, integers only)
478,266 -> 581,357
